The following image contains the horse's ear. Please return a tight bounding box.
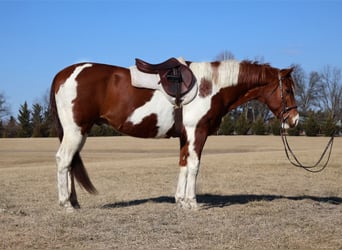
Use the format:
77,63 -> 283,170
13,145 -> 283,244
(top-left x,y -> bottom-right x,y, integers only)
280,67 -> 294,77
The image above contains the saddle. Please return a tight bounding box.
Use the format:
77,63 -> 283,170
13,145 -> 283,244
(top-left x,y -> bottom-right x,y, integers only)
135,57 -> 195,101
135,57 -> 196,136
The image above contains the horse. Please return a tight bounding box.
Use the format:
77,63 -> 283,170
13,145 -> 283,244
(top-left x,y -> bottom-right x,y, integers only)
50,58 -> 299,211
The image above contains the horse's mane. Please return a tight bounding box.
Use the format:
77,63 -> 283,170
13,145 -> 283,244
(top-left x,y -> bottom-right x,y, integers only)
238,60 -> 277,87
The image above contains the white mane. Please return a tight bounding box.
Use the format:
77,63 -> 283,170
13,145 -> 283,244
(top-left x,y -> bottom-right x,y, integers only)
189,60 -> 240,88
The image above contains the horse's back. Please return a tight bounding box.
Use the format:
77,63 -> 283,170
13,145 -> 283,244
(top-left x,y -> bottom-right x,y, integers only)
51,63 -> 131,132
52,62 -> 128,90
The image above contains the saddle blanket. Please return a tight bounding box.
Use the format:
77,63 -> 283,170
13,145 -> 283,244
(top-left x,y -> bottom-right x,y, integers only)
129,57 -> 198,106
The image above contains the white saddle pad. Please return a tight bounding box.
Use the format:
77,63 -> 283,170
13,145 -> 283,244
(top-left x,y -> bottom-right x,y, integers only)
129,57 -> 197,106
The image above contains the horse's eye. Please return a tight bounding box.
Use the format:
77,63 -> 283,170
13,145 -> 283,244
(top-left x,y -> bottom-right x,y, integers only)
285,88 -> 292,94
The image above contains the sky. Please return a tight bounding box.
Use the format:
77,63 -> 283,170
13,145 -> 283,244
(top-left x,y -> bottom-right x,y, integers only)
0,0 -> 341,117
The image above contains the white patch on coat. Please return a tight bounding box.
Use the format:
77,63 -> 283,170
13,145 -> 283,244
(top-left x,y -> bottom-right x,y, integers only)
126,90 -> 174,137
55,63 -> 93,131
56,63 -> 92,126
183,61 -> 240,127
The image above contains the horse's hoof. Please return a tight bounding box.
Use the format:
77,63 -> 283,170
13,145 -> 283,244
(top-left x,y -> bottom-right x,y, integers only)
176,198 -> 199,210
71,201 -> 81,209
186,199 -> 199,210
59,201 -> 77,212
65,206 -> 76,213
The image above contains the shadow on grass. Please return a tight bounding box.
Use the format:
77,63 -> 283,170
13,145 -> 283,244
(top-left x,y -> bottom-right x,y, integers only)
101,194 -> 342,209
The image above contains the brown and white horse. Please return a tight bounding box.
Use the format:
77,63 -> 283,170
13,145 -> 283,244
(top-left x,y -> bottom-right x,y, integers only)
50,59 -> 299,210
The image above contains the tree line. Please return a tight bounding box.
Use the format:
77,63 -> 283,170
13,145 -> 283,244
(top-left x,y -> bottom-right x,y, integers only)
0,97 -> 120,138
0,54 -> 341,138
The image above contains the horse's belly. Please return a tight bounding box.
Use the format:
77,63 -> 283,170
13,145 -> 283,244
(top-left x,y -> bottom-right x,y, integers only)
124,91 -> 174,138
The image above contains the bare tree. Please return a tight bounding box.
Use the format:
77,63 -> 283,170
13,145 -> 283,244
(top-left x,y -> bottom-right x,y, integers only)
318,65 -> 342,119
214,50 -> 235,61
292,64 -> 321,115
0,92 -> 10,120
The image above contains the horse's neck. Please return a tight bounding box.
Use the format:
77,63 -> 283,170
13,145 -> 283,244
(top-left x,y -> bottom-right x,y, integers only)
190,61 -> 240,89
223,71 -> 271,110
190,61 -> 272,108
228,84 -> 264,110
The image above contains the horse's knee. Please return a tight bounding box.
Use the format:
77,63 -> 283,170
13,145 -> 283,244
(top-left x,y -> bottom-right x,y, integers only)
55,144 -> 76,171
188,165 -> 198,176
187,158 -> 199,176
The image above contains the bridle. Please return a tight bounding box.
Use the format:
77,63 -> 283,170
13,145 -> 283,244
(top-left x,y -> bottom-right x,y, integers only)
278,74 -> 297,125
278,73 -> 335,173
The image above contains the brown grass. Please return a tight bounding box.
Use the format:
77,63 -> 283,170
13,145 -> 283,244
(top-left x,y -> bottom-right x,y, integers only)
0,136 -> 341,249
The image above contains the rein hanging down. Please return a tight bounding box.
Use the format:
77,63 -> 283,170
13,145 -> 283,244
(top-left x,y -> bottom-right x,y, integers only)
280,129 -> 335,173
278,73 -> 335,172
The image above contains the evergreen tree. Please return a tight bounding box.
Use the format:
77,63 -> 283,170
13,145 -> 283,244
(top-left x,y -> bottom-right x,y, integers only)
304,112 -> 320,136
235,113 -> 250,135
252,116 -> 266,135
0,120 -> 3,137
43,107 -> 56,137
4,116 -> 18,138
287,123 -> 302,136
218,114 -> 235,135
270,119 -> 281,135
89,124 -> 121,136
17,101 -> 32,137
31,103 -> 44,137
322,115 -> 337,136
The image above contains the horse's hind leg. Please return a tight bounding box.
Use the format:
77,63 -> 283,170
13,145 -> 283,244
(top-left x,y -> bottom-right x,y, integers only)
56,131 -> 86,210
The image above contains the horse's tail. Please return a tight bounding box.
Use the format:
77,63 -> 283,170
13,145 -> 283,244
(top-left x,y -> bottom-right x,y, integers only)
70,152 -> 98,194
50,78 -> 63,142
50,78 -> 97,194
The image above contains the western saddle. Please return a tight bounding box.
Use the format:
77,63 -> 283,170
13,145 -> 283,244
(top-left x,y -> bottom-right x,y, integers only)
135,57 -> 196,136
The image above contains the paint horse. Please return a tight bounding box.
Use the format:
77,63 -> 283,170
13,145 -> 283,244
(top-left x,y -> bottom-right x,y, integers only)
50,58 -> 299,210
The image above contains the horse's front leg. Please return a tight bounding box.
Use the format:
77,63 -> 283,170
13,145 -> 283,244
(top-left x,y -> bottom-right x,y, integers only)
175,151 -> 200,209
175,127 -> 206,210
175,130 -> 190,208
184,154 -> 200,209
175,166 -> 187,207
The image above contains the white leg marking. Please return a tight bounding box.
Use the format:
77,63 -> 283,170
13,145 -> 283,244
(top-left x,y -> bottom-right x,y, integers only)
183,127 -> 200,209
174,126 -> 201,210
56,131 -> 84,209
185,153 -> 200,209
175,166 -> 187,206
55,63 -> 92,210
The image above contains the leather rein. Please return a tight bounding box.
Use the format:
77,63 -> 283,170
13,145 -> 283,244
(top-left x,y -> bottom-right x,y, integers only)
278,73 -> 335,173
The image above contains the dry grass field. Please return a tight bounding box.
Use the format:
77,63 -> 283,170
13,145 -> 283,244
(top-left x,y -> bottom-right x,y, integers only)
0,136 -> 341,249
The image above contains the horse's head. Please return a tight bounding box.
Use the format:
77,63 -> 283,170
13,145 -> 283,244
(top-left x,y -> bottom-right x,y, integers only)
263,68 -> 299,129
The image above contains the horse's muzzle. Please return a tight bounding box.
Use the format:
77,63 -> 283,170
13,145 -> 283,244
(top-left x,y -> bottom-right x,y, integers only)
282,113 -> 299,129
